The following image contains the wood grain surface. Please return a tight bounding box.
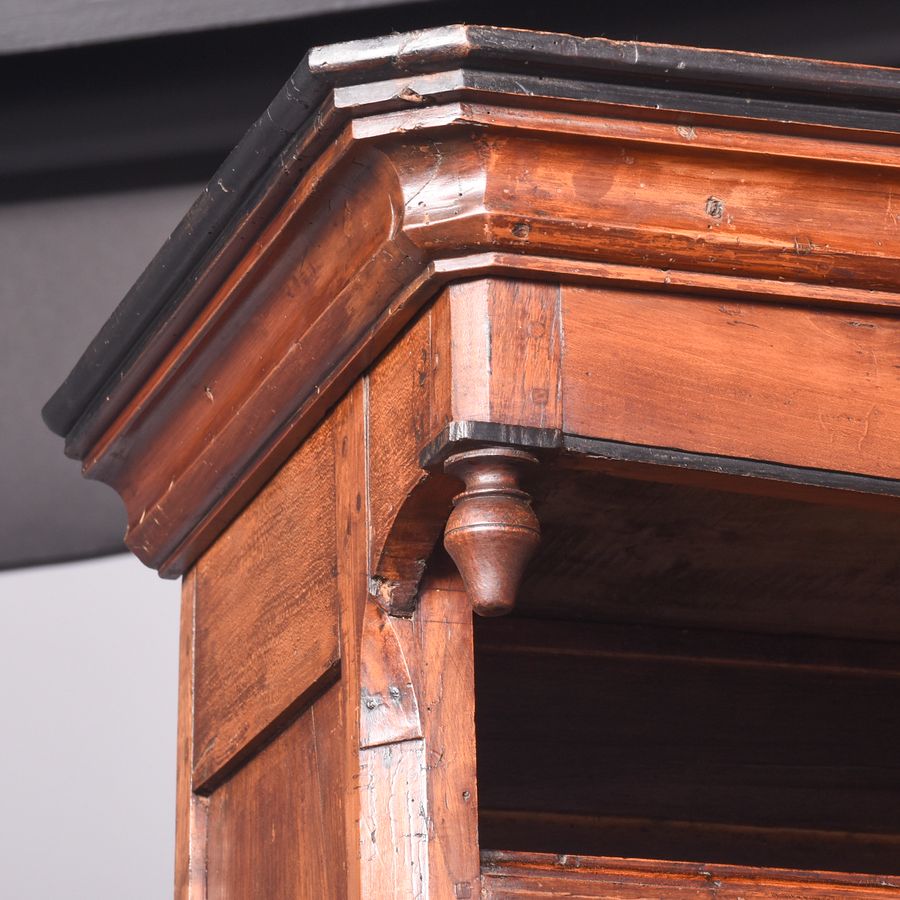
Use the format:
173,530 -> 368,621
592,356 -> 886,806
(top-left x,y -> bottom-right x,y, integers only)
192,418 -> 340,789
70,93 -> 900,576
439,279 -> 562,431
56,27 -> 900,897
413,570 -> 480,898
481,851 -> 900,898
174,570 -> 207,900
205,685 -> 345,899
562,286 -> 900,479
45,23 -> 900,443
332,384 -> 369,900
367,300 -> 460,614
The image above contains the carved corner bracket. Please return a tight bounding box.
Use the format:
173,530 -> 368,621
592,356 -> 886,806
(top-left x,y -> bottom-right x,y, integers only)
443,447 -> 540,617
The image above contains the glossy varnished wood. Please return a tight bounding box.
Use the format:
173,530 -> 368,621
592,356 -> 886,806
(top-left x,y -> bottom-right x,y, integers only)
443,448 -> 540,617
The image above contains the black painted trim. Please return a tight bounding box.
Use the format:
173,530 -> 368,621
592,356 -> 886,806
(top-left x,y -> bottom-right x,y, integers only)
421,420 -> 900,499
43,24 -> 900,441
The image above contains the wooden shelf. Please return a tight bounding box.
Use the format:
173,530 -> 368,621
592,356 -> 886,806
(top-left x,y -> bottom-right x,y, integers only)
481,851 -> 900,898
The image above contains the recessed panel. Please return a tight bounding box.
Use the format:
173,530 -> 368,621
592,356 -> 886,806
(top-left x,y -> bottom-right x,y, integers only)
476,617 -> 900,874
193,419 -> 339,787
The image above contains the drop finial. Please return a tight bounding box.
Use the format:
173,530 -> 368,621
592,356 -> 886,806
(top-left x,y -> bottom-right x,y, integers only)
443,447 -> 540,617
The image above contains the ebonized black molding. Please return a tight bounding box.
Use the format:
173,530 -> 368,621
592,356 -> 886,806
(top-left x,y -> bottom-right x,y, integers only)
421,420 -> 900,501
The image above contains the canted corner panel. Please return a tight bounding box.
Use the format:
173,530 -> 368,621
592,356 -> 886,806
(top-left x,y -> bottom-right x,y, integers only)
562,285 -> 900,481
440,278 -> 562,431
192,417 -> 340,790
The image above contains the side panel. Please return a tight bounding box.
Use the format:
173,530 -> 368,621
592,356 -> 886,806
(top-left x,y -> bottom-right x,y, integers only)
178,374 -> 437,899
205,684 -> 345,899
176,410 -> 350,898
192,418 -> 340,788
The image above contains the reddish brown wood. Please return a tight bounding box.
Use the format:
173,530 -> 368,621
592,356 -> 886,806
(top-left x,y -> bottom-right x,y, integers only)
192,418 -> 340,790
174,570 -> 207,900
358,567 -> 480,899
205,687 -> 345,899
562,286 -> 900,479
413,570 -> 480,897
306,687 -> 350,898
486,281 -> 561,431
445,278 -> 492,423
367,307 -> 454,615
47,26 -> 900,900
480,851 -> 900,898
330,382 -> 369,900
167,268 -> 900,893
444,448 -> 540,617
436,279 -> 562,430
69,93 -> 900,577
359,601 -> 421,749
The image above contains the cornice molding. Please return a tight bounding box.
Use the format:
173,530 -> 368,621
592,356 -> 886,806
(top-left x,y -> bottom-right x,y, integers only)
42,27 -> 900,575
44,25 -> 900,439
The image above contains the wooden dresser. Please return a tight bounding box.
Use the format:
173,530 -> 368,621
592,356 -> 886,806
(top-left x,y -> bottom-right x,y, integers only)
44,25 -> 900,898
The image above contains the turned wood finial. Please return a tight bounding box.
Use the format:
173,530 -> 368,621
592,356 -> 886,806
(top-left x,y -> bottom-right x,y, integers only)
443,447 -> 540,617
